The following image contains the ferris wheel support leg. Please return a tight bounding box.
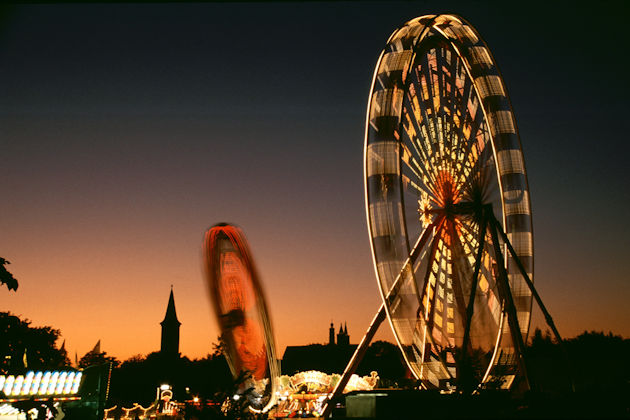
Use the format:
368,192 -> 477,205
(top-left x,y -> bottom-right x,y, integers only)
459,216 -> 488,393
488,216 -> 562,346
488,218 -> 532,392
321,304 -> 387,418
488,215 -> 575,392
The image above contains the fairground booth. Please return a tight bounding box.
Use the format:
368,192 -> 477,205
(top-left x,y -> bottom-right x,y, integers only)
0,364 -> 111,419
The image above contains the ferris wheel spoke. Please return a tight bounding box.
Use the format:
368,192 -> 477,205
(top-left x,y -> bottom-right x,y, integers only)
404,110 -> 440,185
456,221 -> 491,276
402,173 -> 440,205
401,96 -> 441,192
457,220 -> 487,258
428,242 -> 449,339
449,101 -> 476,186
384,219 -> 442,306
414,253 -> 454,381
441,55 -> 461,179
435,51 -> 450,167
449,227 -> 475,286
420,54 -> 445,169
452,133 -> 489,194
400,131 -> 437,185
417,222 -> 448,335
448,224 -> 477,323
451,72 -> 474,161
453,90 -> 487,177
436,50 -> 455,169
403,137 -> 439,194
459,148 -> 497,205
415,115 -> 449,188
421,243 -> 444,351
401,153 -> 440,200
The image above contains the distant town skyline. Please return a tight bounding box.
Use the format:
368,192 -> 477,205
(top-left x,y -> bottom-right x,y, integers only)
2,2 -> 629,361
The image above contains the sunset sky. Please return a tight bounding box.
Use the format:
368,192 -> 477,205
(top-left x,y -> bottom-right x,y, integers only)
1,1 -> 628,362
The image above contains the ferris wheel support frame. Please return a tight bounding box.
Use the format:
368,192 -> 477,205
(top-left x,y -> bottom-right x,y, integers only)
487,212 -> 575,393
459,216 -> 488,392
321,206 -> 568,417
321,220 -> 440,417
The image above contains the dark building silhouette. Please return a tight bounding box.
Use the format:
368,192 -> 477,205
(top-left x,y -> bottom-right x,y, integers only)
283,322 -> 355,374
337,322 -> 349,347
160,287 -> 181,356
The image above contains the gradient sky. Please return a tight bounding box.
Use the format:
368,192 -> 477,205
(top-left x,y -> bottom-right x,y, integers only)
1,1 -> 628,362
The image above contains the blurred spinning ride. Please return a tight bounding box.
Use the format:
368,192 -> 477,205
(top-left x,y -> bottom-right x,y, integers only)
203,223 -> 279,412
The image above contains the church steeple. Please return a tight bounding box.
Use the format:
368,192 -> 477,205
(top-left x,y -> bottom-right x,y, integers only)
336,322 -> 349,346
160,286 -> 181,356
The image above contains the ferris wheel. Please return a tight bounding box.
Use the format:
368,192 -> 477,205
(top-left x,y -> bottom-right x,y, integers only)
324,17 -> 564,410
364,14 -> 536,391
203,223 -> 279,412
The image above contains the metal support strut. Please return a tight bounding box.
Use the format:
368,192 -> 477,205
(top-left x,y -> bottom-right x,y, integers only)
487,213 -> 575,392
321,221 -> 438,417
320,305 -> 386,417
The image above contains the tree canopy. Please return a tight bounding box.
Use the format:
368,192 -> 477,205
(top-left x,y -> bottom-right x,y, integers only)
0,312 -> 70,374
78,350 -> 119,369
0,258 -> 18,291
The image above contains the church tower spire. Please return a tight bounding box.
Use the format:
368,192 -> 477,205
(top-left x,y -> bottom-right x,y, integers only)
160,286 -> 181,356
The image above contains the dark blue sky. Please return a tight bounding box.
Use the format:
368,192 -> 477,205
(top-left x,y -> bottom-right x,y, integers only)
1,1 -> 628,359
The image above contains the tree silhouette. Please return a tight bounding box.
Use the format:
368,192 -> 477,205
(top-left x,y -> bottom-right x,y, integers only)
78,350 -> 119,369
0,258 -> 18,291
357,340 -> 408,385
0,312 -> 70,374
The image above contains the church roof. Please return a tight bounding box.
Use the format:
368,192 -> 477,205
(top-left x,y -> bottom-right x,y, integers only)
161,288 -> 181,326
